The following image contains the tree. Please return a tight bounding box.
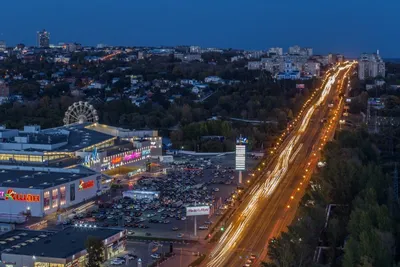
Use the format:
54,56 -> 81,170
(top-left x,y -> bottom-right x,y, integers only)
85,236 -> 105,267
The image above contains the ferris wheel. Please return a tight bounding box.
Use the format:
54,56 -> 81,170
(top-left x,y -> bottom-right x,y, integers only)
63,101 -> 99,125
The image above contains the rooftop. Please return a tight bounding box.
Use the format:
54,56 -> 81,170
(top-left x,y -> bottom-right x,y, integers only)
1,227 -> 123,259
0,229 -> 54,254
0,165 -> 96,189
43,123 -> 115,152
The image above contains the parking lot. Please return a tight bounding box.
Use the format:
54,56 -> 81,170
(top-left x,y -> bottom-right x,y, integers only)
103,240 -> 202,267
66,154 -> 260,240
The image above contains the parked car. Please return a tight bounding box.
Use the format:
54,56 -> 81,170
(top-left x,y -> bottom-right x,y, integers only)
150,253 -> 161,259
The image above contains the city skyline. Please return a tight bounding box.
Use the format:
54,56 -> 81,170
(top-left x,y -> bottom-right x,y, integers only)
0,0 -> 399,57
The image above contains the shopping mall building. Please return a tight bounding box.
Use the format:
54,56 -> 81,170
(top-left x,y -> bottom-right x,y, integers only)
0,227 -> 126,267
0,123 -> 162,220
0,165 -> 103,219
0,123 -> 162,171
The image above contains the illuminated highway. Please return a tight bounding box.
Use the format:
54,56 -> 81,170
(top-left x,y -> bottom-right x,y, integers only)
205,62 -> 356,267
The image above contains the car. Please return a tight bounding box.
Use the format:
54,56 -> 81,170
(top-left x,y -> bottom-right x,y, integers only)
150,253 -> 161,259
249,254 -> 256,260
111,259 -> 124,265
145,232 -> 152,236
214,188 -> 220,192
126,254 -> 137,260
177,233 -> 184,238
172,227 -> 179,231
198,225 -> 209,230
127,230 -> 135,235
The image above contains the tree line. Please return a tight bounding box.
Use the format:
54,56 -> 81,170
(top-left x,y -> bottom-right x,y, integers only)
264,129 -> 400,267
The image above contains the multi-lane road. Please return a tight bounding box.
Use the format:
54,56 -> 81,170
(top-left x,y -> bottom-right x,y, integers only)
205,62 -> 357,267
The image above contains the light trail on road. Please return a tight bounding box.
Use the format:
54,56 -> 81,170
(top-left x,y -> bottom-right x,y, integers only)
206,62 -> 356,267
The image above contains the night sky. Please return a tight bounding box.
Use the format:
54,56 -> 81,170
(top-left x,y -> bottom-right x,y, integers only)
0,0 -> 398,57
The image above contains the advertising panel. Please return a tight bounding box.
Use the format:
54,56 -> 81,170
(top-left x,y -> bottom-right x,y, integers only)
186,206 -> 210,216
235,145 -> 246,171
123,152 -> 141,162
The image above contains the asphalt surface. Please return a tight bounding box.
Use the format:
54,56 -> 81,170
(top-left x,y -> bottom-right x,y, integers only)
103,241 -> 202,267
204,63 -> 356,267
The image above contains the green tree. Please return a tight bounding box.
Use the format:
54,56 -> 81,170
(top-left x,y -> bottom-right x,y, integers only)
85,236 -> 105,267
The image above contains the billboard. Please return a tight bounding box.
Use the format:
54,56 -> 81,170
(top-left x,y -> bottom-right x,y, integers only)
186,206 -> 210,216
235,145 -> 246,171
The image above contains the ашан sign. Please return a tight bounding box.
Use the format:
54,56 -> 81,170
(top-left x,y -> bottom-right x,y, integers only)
1,189 -> 40,202
79,180 -> 94,190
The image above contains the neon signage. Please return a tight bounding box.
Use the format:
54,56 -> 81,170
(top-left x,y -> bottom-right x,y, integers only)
79,180 -> 94,191
111,157 -> 122,165
142,149 -> 151,156
2,189 -> 40,202
123,152 -> 140,162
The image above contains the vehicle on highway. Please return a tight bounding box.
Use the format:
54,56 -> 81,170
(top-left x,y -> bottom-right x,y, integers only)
172,227 -> 179,231
177,233 -> 184,238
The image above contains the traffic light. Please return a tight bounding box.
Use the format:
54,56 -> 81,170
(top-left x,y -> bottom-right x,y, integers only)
220,227 -> 225,232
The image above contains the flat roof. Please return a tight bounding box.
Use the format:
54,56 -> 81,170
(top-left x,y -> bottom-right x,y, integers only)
0,166 -> 97,189
1,227 -> 123,259
42,123 -> 115,152
0,229 -> 54,254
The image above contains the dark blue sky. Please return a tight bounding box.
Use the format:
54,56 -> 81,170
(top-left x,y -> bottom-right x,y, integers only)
1,0 -> 398,57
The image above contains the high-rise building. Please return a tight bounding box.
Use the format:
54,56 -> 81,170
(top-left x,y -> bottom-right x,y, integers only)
358,50 -> 385,80
190,46 -> 201,54
63,43 -> 77,52
289,45 -> 313,57
37,29 -> 50,48
288,45 -> 301,55
0,41 -> 6,52
267,47 -> 283,56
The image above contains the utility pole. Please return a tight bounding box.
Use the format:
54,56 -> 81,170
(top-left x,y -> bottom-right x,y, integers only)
194,201 -> 197,237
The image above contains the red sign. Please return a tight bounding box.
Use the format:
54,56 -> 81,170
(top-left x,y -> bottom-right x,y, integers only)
4,189 -> 40,202
79,180 -> 94,190
111,157 -> 122,165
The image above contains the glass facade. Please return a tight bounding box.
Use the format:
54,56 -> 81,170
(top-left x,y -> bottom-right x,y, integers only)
70,184 -> 75,201
60,186 -> 66,206
52,189 -> 58,208
44,191 -> 50,210
0,152 -> 70,164
35,263 -> 64,267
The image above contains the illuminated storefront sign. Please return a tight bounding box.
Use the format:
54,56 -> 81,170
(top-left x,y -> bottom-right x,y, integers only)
141,149 -> 151,156
123,152 -> 140,162
2,189 -> 40,202
79,180 -> 94,190
111,157 -> 122,165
